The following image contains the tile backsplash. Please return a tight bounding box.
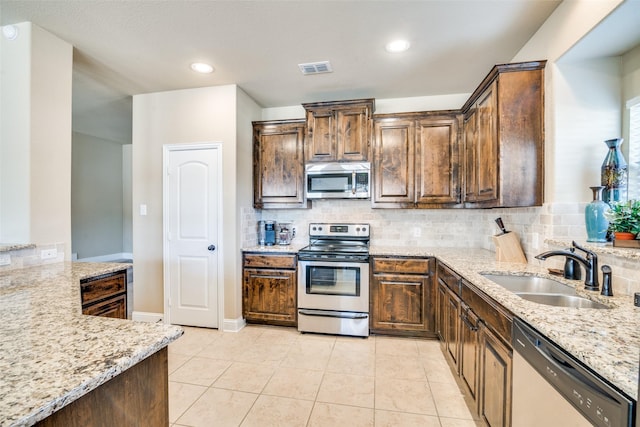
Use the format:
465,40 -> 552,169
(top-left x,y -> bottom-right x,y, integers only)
244,200 -> 640,296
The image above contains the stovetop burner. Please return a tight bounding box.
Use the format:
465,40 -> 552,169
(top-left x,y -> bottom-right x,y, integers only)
298,223 -> 370,261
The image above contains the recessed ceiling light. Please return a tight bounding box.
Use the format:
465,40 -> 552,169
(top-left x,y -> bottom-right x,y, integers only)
2,25 -> 18,41
190,62 -> 214,74
385,39 -> 410,53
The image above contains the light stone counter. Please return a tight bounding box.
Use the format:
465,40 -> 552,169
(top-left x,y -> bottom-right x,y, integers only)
370,245 -> 640,400
242,243 -> 307,253
0,262 -> 183,427
0,244 -> 36,253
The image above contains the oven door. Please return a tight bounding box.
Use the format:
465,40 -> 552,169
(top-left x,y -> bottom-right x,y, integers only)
297,260 -> 369,313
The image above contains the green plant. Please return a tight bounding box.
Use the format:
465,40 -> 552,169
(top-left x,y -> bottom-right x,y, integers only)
604,200 -> 640,235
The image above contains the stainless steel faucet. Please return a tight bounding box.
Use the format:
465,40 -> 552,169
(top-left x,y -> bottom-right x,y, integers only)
535,241 -> 599,291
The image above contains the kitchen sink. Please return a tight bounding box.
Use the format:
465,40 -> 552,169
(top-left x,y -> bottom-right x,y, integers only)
481,273 -> 610,309
481,274 -> 575,295
515,293 -> 609,309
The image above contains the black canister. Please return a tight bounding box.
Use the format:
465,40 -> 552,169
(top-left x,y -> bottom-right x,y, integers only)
264,221 -> 276,246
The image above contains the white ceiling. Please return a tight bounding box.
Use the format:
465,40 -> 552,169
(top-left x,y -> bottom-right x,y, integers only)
0,0 -> 573,143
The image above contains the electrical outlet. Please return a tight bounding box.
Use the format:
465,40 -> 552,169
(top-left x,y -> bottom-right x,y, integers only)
40,248 -> 58,260
0,254 -> 11,266
412,227 -> 422,238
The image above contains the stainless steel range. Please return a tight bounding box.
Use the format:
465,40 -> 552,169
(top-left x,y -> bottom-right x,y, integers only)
297,223 -> 370,337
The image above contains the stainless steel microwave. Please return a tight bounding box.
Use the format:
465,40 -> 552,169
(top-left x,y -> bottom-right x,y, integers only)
305,162 -> 370,199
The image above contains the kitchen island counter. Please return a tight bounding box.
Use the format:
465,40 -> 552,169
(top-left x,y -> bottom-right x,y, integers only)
0,262 -> 183,426
371,246 -> 640,400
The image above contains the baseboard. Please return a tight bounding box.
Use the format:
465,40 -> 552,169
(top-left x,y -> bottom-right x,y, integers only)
223,317 -> 246,332
77,252 -> 133,262
132,311 -> 164,323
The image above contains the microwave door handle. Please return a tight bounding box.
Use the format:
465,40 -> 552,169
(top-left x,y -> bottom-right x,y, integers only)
352,171 -> 356,194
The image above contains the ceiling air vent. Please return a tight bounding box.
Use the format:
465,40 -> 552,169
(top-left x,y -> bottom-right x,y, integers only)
298,61 -> 333,75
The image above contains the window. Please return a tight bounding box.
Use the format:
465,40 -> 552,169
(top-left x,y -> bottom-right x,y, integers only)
628,98 -> 640,200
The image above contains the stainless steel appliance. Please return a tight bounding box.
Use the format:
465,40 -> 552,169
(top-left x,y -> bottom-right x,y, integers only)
305,162 -> 370,199
297,223 -> 370,337
512,318 -> 634,427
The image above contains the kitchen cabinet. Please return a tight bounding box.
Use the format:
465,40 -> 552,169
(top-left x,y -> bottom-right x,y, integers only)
462,61 -> 546,208
302,98 -> 374,162
370,256 -> 436,337
437,261 -> 513,426
36,348 -> 168,427
80,269 -> 127,319
372,112 -> 462,208
460,301 -> 480,406
479,322 -> 512,427
252,119 -> 309,209
242,253 -> 297,326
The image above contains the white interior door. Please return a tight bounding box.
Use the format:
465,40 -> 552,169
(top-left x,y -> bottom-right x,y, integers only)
164,143 -> 222,328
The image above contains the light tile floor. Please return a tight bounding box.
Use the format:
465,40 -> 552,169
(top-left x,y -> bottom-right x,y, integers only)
168,325 -> 484,427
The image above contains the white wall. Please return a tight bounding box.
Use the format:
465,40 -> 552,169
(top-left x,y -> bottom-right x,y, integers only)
0,23 -> 73,257
122,144 -> 133,254
132,84 -> 261,319
71,131 -> 124,259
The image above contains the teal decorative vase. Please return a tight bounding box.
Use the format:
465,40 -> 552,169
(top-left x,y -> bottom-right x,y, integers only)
585,186 -> 609,242
601,138 -> 628,203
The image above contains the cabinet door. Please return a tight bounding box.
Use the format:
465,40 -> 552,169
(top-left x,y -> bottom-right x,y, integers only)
305,108 -> 335,162
463,109 -> 478,202
253,121 -> 307,209
415,116 -> 461,206
474,80 -> 498,202
370,272 -> 433,335
243,268 -> 297,326
479,324 -> 512,427
444,286 -> 461,372
436,281 -> 447,341
460,304 -> 480,406
336,107 -> 370,161
371,118 -> 415,207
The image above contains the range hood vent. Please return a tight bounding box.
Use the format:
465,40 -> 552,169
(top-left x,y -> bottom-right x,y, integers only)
298,61 -> 333,75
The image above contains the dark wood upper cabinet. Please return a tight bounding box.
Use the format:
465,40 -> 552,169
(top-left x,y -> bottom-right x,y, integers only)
303,98 -> 374,162
462,61 -> 546,208
372,111 -> 462,208
252,119 -> 309,209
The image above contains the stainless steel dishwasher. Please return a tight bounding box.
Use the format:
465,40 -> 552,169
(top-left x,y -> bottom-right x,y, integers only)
512,318 -> 635,427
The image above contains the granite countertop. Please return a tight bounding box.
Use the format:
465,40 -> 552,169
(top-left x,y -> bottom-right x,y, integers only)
370,245 -> 640,400
242,243 -> 307,253
0,244 -> 36,253
0,262 -> 183,427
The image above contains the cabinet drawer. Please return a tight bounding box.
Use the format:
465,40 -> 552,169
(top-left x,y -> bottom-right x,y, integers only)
372,257 -> 431,275
81,271 -> 126,306
437,262 -> 462,295
82,294 -> 127,319
244,254 -> 297,269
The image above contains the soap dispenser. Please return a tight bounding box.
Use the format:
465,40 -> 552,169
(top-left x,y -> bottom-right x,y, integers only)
563,248 -> 582,280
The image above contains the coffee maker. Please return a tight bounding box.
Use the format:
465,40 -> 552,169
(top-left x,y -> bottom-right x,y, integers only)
257,220 -> 277,246
277,221 -> 294,245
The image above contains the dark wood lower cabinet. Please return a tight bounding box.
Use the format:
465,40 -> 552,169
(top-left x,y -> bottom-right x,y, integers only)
436,261 -> 513,427
370,257 -> 436,337
36,348 -> 169,427
460,303 -> 480,405
242,253 -> 297,326
81,270 -> 127,319
479,324 -> 512,427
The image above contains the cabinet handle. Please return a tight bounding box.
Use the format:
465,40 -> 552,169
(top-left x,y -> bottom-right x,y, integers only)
461,312 -> 478,331
208,245 -> 216,251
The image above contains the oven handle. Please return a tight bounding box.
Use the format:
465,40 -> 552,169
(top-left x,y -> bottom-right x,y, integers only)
298,309 -> 368,319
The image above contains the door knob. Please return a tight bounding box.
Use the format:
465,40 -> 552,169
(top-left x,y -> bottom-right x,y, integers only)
207,245 -> 216,251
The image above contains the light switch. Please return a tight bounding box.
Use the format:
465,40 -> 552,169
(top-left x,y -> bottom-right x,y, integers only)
140,204 -> 147,216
